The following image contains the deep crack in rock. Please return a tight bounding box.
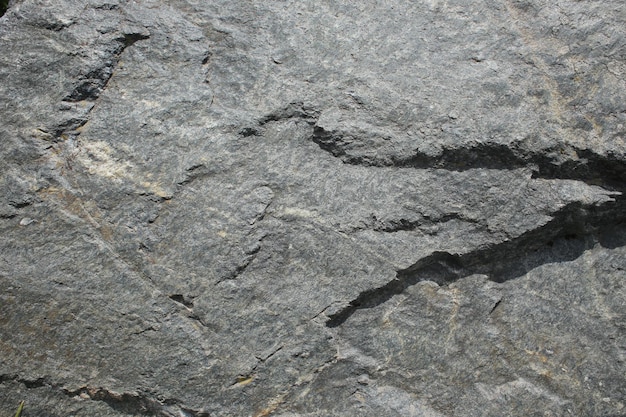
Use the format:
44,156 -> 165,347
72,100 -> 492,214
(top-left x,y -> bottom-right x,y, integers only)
327,195 -> 626,327
311,126 -> 626,190
63,32 -> 150,103
0,374 -> 210,417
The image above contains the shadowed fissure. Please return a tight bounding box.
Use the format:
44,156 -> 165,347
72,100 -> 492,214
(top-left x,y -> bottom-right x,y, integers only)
326,193 -> 626,327
312,125 -> 626,190
253,104 -> 626,328
0,374 -> 210,417
256,103 -> 626,189
300,101 -> 626,327
63,33 -> 150,104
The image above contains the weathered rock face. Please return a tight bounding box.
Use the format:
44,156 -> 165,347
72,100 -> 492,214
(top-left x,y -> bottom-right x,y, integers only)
1,0 -> 624,416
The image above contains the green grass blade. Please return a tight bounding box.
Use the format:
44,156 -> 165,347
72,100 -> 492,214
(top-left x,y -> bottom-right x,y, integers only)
14,401 -> 25,417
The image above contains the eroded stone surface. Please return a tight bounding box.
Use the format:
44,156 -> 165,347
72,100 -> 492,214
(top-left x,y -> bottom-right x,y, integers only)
0,0 -> 624,416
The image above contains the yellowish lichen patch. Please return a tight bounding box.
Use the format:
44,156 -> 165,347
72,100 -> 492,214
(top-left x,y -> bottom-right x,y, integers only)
232,375 -> 254,388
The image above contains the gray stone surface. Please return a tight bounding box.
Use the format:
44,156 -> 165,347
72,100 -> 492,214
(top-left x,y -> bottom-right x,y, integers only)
0,0 -> 624,416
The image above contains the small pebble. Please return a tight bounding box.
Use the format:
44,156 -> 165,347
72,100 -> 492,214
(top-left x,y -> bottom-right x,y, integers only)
357,374 -> 370,385
19,218 -> 35,226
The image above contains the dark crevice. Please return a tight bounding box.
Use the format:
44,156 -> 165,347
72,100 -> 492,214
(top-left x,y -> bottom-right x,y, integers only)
94,3 -> 119,10
371,216 -> 423,233
177,164 -> 213,186
53,116 -> 89,136
254,346 -> 284,368
342,212 -> 485,236
0,374 -> 209,416
369,212 -> 482,234
63,386 -> 211,416
121,33 -> 150,48
21,377 -> 48,389
63,32 -> 149,103
260,103 -> 624,192
257,103 -> 626,327
530,148 -> 626,190
169,294 -> 194,308
0,0 -> 8,18
0,373 -> 15,383
8,199 -> 33,209
168,295 -> 213,329
326,195 -> 626,327
239,126 -> 261,137
63,386 -> 167,416
201,51 -> 212,65
264,346 -> 283,361
489,298 -> 503,315
310,126 -> 350,159
51,30 -> 150,170
233,346 -> 285,386
0,374 -> 50,388
311,126 -> 626,191
259,102 -> 319,125
188,313 -> 210,328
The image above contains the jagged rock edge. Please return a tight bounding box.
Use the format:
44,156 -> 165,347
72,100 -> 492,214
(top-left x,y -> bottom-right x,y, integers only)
0,374 -> 210,416
312,126 -> 626,191
326,196 -> 626,327
250,103 -> 626,327
255,103 -> 626,191
40,31 -> 151,140
63,32 -> 150,105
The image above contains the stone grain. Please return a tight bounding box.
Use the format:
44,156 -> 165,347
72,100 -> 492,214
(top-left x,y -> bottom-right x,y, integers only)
0,0 -> 624,416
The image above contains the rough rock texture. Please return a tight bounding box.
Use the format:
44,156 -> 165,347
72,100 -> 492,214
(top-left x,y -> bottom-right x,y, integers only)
1,0 -> 625,416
